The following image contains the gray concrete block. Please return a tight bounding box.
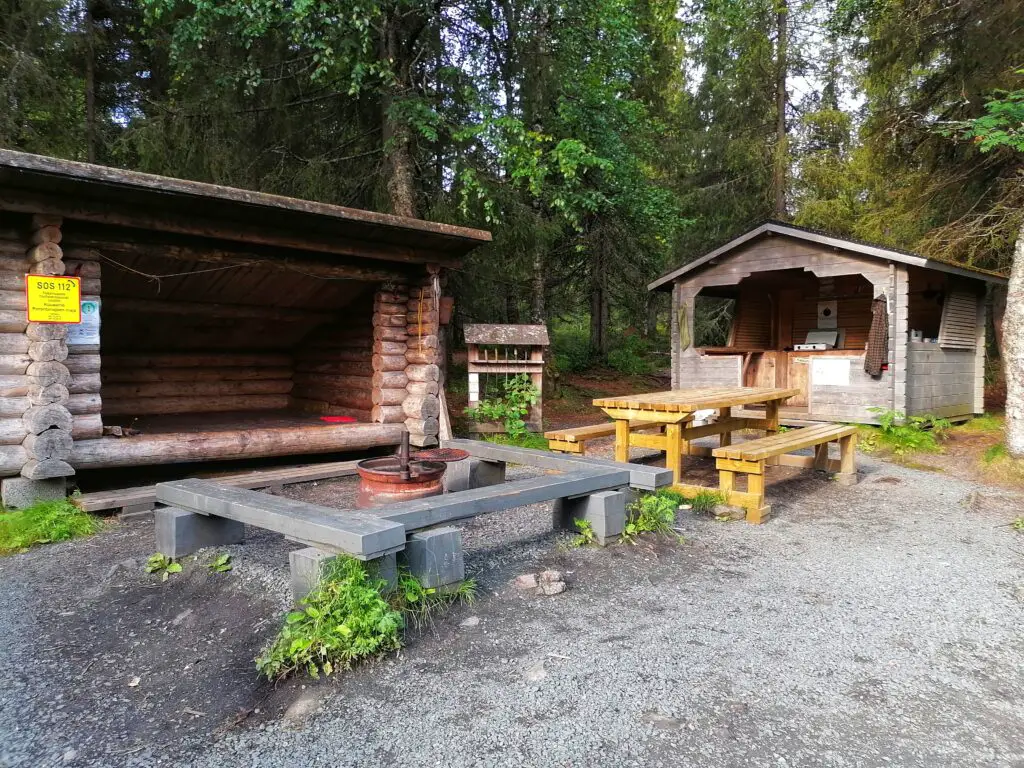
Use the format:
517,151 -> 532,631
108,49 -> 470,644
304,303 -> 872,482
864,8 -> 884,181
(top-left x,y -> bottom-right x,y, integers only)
553,490 -> 627,545
1,477 -> 66,509
443,458 -> 506,493
368,552 -> 398,591
399,526 -> 465,588
118,503 -> 154,523
154,507 -> 244,560
289,547 -> 334,602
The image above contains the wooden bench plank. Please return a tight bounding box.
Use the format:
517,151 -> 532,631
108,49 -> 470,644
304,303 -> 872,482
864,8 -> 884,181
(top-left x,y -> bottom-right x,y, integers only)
77,459 -> 361,513
713,424 -> 857,462
376,468 -> 631,529
544,420 -> 664,443
446,438 -> 673,490
155,478 -> 407,559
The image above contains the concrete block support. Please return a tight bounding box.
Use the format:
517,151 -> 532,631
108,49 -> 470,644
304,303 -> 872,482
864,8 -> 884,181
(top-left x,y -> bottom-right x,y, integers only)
444,458 -> 506,493
0,477 -> 66,509
154,507 -> 245,559
289,549 -> 399,603
553,490 -> 627,545
399,526 -> 465,588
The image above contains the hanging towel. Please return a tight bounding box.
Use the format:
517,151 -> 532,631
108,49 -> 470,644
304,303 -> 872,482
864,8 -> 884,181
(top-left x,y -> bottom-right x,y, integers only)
864,294 -> 889,377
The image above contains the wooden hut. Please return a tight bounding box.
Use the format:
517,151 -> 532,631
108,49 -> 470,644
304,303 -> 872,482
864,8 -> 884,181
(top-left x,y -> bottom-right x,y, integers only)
0,149 -> 490,495
649,222 -> 1007,424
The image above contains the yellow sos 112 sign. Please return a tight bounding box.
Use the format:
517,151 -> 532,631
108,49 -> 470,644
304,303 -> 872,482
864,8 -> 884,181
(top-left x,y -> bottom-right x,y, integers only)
25,275 -> 82,324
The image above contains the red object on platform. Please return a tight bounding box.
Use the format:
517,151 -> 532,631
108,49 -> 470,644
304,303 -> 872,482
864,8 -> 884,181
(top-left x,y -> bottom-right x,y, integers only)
319,416 -> 356,423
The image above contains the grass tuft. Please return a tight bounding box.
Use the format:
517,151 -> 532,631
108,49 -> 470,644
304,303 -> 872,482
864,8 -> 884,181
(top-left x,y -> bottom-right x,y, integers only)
484,432 -> 550,450
956,413 -> 1004,433
0,499 -> 100,555
657,487 -> 724,515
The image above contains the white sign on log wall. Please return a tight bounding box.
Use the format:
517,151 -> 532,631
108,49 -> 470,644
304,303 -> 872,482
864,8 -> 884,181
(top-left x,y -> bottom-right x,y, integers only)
811,357 -> 850,387
67,299 -> 100,345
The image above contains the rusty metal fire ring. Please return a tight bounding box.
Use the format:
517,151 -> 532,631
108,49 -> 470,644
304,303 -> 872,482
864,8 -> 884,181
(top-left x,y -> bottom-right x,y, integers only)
356,456 -> 447,484
410,447 -> 470,463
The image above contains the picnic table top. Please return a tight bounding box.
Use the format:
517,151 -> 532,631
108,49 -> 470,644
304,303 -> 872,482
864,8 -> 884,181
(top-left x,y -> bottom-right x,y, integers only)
592,387 -> 801,413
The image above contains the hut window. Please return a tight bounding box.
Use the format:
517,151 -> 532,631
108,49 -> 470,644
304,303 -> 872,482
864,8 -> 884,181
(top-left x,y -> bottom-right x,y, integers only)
937,290 -> 979,349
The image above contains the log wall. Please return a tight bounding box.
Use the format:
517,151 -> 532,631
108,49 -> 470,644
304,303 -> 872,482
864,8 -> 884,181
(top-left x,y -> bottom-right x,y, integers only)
291,292 -> 375,420
404,276 -> 441,446
370,284 -> 410,425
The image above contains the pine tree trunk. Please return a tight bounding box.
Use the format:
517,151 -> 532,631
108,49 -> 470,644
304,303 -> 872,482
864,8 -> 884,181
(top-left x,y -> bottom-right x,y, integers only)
773,0 -> 788,219
531,246 -> 545,322
381,23 -> 417,219
84,2 -> 97,163
1004,221 -> 1024,456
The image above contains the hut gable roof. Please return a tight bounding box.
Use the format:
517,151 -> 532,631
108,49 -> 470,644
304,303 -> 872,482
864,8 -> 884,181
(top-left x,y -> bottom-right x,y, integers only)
0,149 -> 491,264
464,324 -> 550,345
648,221 -> 1008,291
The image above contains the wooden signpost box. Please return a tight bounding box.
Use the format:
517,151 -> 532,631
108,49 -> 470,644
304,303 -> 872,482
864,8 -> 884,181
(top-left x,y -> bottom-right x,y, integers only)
464,324 -> 549,432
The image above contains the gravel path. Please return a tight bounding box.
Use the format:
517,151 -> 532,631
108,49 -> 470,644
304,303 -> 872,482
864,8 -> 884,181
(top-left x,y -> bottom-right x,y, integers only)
1,453 -> 1023,767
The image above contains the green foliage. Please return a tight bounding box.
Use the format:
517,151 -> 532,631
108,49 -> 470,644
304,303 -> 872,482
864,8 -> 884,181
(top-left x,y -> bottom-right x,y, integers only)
390,570 -> 476,627
208,553 -> 233,573
465,374 -> 539,440
550,323 -> 595,374
862,408 -> 952,457
571,519 -> 597,547
957,414 -> 1004,434
146,553 -> 182,581
983,443 -> 1008,465
256,557 -> 403,681
1012,517 -> 1024,532
484,432 -> 550,451
622,492 -> 681,543
607,335 -> 654,375
657,486 -> 723,515
950,82 -> 1024,154
0,500 -> 100,555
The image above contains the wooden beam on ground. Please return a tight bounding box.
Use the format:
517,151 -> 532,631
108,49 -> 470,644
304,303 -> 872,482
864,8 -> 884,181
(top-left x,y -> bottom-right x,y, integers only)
375,469 -> 631,530
156,479 -> 407,559
445,438 -> 672,490
75,459 -> 362,513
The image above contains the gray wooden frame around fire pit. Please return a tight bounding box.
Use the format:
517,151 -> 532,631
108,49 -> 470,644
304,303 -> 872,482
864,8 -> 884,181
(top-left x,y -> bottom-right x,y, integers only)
152,439 -> 672,598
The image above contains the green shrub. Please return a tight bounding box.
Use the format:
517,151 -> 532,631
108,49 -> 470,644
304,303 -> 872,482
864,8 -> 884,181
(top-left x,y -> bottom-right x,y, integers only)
551,324 -> 594,373
257,558 -> 476,680
464,373 -> 539,440
607,334 -> 654,375
257,557 -> 403,680
0,499 -> 100,555
862,408 -> 951,457
622,492 -> 682,543
484,432 -> 550,450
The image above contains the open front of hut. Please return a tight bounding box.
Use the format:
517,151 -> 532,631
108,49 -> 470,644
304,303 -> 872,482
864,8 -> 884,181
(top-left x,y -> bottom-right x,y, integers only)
0,149 -> 490,501
649,221 -> 1006,424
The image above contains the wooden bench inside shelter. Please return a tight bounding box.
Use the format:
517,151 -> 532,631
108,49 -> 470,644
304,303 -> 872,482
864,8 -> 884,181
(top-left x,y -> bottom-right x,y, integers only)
675,423 -> 858,525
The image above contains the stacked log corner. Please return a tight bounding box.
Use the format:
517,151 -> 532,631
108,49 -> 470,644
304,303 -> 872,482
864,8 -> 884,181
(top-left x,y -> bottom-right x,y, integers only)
20,216 -> 76,480
371,285 -> 410,426
404,281 -> 441,446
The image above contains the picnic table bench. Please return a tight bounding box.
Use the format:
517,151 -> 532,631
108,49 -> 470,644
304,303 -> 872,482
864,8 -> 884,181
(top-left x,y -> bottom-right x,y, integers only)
544,420 -> 671,455
675,423 -> 858,524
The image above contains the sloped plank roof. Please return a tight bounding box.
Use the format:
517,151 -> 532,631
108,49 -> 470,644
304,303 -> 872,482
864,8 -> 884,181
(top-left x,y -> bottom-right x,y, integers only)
0,149 -> 491,265
464,324 -> 550,345
649,221 -> 1007,291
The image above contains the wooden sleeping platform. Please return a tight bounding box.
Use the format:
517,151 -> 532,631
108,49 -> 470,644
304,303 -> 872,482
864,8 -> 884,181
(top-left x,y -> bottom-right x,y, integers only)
69,410 -> 404,470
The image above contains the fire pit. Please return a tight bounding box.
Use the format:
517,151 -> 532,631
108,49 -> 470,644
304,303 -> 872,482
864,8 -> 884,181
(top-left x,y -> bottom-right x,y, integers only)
355,433 -> 465,508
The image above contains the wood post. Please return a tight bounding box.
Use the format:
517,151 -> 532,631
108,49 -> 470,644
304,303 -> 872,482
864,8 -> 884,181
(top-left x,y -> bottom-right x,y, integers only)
665,422 -> 683,483
20,215 -> 75,480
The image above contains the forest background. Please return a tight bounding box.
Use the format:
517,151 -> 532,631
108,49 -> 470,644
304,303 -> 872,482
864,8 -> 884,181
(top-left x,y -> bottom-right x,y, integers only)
2,0 -> 1021,376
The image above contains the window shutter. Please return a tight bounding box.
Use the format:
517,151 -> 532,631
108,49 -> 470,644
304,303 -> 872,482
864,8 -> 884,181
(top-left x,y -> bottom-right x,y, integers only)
937,290 -> 979,349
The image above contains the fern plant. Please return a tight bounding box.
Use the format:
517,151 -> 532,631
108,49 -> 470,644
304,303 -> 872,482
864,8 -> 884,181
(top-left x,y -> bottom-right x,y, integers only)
464,374 -> 539,439
864,408 -> 951,457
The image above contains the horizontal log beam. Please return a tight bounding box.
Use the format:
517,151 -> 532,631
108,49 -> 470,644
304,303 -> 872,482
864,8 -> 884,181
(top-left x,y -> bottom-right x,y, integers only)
71,422 -> 404,469
103,394 -> 290,416
103,296 -> 339,323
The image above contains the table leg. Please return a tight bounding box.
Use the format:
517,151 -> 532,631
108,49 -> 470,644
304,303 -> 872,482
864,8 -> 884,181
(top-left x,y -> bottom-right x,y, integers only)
614,419 -> 630,464
665,422 -> 683,484
764,401 -> 781,467
719,406 -> 732,447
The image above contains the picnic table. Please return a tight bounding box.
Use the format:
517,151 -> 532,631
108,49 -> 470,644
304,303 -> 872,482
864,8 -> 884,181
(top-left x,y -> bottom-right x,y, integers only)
592,387 -> 799,483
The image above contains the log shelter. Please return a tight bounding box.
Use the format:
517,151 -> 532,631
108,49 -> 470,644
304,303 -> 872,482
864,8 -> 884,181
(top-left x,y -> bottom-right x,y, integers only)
0,149 -> 491,495
649,221 -> 1007,424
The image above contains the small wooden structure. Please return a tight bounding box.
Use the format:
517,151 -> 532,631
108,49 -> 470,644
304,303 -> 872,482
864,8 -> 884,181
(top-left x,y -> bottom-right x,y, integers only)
649,222 -> 1007,424
465,324 -> 549,431
0,149 -> 491,486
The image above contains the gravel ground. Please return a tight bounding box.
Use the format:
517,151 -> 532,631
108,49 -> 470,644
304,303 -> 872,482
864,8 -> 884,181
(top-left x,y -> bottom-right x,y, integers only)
1,451 -> 1023,768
